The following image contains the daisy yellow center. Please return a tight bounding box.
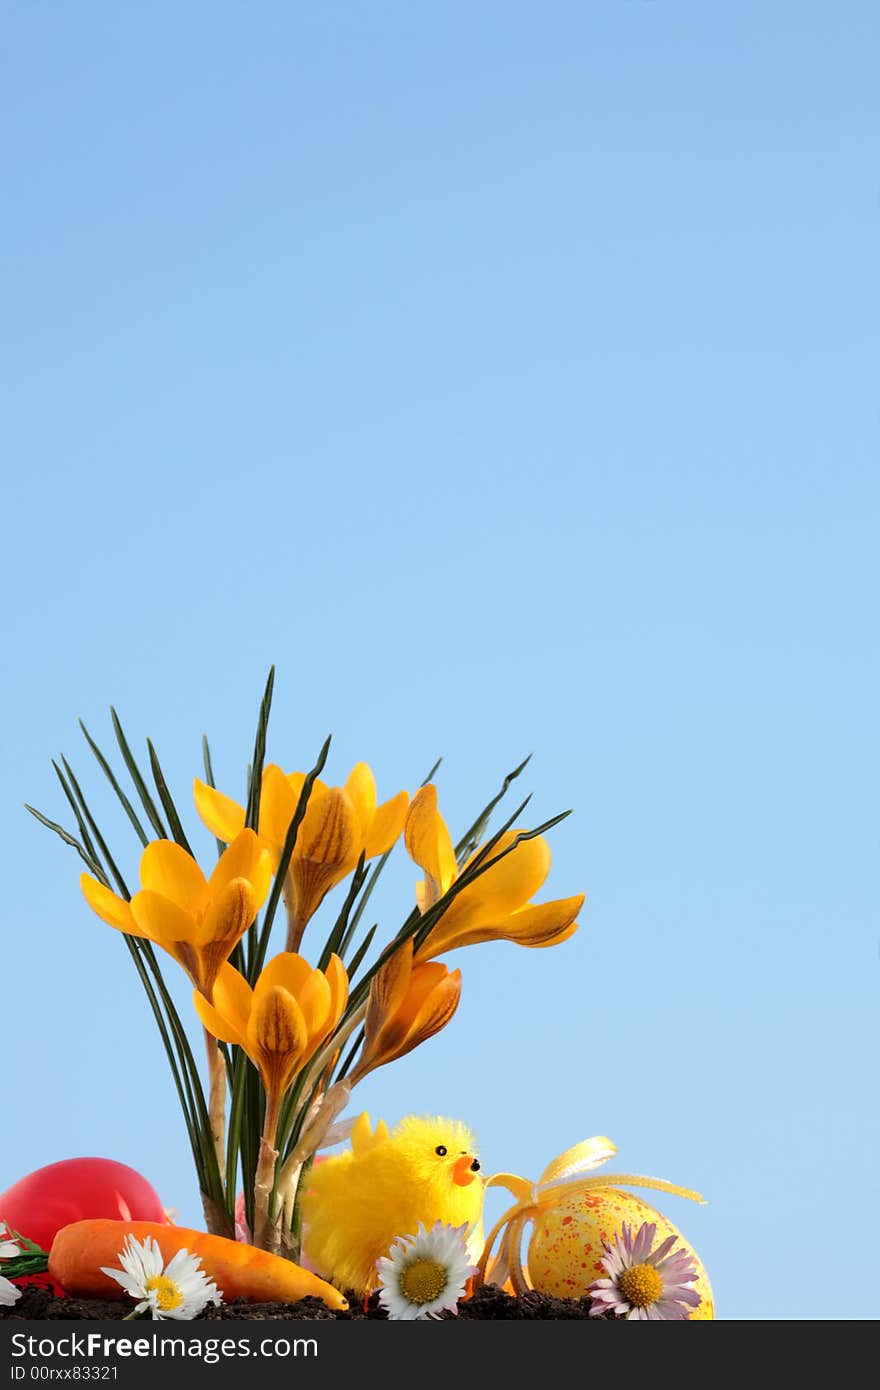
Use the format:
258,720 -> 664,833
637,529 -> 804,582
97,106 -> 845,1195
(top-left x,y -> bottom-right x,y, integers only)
399,1258 -> 449,1306
618,1263 -> 664,1308
144,1275 -> 184,1311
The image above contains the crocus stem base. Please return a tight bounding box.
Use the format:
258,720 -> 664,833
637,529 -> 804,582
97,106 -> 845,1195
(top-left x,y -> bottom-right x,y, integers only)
204,1027 -> 227,1186
253,1097 -> 282,1253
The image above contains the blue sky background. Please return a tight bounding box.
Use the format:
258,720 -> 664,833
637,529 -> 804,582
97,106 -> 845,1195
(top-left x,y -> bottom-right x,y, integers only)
2,2 -> 877,1320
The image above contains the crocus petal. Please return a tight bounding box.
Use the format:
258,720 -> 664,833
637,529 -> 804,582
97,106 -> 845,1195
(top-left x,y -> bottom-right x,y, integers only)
394,966 -> 461,1055
193,779 -> 246,845
401,961 -> 457,1020
363,790 -> 410,858
140,841 -> 208,917
193,878 -> 257,997
258,765 -> 303,852
130,890 -> 197,954
344,762 -> 377,838
324,953 -> 349,1023
452,832 -> 552,920
358,958 -> 460,1077
404,785 -> 458,900
364,938 -> 414,1045
298,786 -> 359,865
197,878 -> 256,947
211,963 -> 254,1034
290,787 -> 360,925
249,985 -> 307,1060
208,829 -> 273,909
418,894 -> 582,958
80,875 -> 143,935
294,969 -> 333,1039
249,985 -> 308,1094
258,951 -> 314,1000
192,989 -> 248,1049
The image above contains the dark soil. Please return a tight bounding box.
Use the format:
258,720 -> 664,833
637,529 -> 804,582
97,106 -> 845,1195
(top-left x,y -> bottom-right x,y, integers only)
3,1283 -> 598,1321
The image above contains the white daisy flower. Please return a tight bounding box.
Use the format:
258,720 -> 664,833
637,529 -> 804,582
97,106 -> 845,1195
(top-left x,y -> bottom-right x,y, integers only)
588,1221 -> 701,1320
0,1224 -> 22,1305
0,1222 -> 21,1261
101,1235 -> 222,1320
377,1220 -> 477,1321
0,1275 -> 21,1307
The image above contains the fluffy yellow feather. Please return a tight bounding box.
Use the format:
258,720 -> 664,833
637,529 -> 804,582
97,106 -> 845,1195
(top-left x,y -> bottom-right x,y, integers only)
302,1114 -> 485,1295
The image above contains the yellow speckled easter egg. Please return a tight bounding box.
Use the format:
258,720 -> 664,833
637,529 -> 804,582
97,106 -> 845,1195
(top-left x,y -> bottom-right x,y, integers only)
527,1188 -> 714,1319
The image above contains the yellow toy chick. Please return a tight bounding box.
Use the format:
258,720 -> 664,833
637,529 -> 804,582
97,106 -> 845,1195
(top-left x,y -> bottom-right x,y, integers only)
302,1113 -> 485,1296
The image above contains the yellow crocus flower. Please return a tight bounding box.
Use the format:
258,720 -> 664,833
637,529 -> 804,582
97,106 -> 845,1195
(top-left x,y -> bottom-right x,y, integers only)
349,937 -> 461,1083
194,950 -> 348,1249
194,763 -> 409,949
80,830 -> 273,1000
192,952 -> 349,1105
404,785 -> 584,960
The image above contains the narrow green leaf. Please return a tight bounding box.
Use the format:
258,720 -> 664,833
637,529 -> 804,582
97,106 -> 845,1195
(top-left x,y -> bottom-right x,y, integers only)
79,720 -> 149,847
56,757 -> 130,899
245,667 -> 275,833
413,808 -> 572,953
52,760 -> 101,867
251,734 -> 332,979
454,753 -> 532,862
341,753 -> 443,957
335,1025 -> 366,1081
345,922 -> 378,980
110,708 -> 168,839
346,800 -> 571,1012
144,947 -> 222,1200
421,756 -> 443,785
341,850 -> 389,957
449,793 -> 532,882
203,732 -> 246,971
202,735 -> 225,860
224,1048 -> 250,1216
242,1061 -> 264,1234
147,739 -> 193,854
24,804 -> 102,877
274,1043 -> 322,1164
124,937 -> 203,1176
202,735 -> 216,786
318,853 -> 367,971
28,772 -> 213,1199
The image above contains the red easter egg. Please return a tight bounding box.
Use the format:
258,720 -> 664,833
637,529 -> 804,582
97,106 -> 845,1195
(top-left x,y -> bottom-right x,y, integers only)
0,1158 -> 167,1251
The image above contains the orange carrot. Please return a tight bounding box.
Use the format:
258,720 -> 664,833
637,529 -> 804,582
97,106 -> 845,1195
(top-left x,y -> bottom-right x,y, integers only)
49,1219 -> 347,1311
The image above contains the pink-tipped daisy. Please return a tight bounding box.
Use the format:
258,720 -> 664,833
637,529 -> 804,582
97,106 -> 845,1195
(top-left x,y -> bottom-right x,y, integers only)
588,1221 -> 701,1320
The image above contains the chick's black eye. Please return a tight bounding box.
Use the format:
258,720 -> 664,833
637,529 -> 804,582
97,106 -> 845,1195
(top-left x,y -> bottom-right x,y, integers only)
435,1145 -> 447,1156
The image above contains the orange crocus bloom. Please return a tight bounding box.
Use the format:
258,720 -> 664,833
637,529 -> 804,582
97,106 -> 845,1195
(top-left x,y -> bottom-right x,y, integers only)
404,785 -> 583,960
80,830 -> 272,1000
194,762 -> 408,948
192,951 -> 349,1104
350,938 -> 461,1083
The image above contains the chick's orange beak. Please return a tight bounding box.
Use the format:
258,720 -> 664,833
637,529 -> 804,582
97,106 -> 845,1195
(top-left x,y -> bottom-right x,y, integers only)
453,1154 -> 478,1187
